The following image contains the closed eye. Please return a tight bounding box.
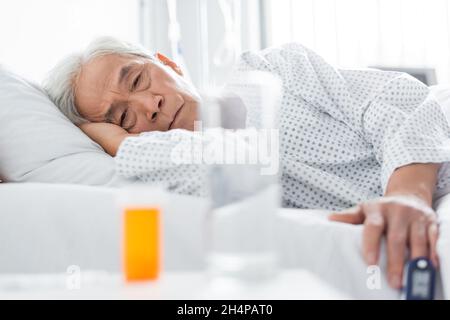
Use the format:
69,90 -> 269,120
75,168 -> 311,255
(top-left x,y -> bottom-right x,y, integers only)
120,109 -> 128,127
131,73 -> 142,91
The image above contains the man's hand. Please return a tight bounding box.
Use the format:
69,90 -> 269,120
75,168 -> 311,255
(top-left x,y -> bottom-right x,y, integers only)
79,122 -> 134,156
329,196 -> 439,289
329,163 -> 441,289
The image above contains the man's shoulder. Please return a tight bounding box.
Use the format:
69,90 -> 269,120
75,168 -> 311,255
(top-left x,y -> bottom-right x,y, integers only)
236,42 -> 310,72
242,42 -> 309,59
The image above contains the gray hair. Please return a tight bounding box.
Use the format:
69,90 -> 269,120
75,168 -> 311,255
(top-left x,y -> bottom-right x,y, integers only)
43,36 -> 154,124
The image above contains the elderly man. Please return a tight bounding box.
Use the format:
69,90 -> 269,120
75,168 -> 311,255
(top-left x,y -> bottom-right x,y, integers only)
44,37 -> 450,289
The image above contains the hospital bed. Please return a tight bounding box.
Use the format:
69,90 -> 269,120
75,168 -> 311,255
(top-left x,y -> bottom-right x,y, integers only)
1,65 -> 450,299
0,182 -> 448,299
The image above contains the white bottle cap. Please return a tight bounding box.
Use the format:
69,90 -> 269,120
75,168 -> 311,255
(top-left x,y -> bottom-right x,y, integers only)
117,184 -> 167,209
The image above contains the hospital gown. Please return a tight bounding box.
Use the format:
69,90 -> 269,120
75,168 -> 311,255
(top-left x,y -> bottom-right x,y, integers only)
115,43 -> 450,210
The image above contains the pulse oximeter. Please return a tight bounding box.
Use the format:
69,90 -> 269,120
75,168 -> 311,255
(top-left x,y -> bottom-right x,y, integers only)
402,257 -> 436,300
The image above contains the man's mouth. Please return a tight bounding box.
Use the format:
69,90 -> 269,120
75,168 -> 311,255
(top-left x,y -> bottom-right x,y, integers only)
169,103 -> 184,130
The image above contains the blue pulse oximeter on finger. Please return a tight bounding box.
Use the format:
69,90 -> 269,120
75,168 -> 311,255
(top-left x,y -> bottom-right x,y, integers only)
402,257 -> 436,300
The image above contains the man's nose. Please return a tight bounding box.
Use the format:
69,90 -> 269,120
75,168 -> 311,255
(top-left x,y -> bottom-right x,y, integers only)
144,95 -> 163,122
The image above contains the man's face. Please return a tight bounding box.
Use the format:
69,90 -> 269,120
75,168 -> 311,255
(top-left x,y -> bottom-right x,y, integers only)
74,54 -> 200,133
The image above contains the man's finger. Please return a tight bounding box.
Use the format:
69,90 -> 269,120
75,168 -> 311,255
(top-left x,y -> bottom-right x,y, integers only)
409,218 -> 429,260
386,220 -> 408,289
362,210 -> 385,265
328,205 -> 364,224
428,222 -> 440,268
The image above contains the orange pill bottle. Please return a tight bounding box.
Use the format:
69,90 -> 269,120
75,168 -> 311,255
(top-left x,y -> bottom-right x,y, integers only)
119,186 -> 165,282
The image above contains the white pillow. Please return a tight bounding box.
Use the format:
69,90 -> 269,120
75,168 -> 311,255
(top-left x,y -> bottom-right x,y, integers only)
0,65 -> 118,185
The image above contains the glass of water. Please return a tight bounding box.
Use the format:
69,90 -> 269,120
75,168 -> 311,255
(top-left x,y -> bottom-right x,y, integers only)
200,71 -> 283,283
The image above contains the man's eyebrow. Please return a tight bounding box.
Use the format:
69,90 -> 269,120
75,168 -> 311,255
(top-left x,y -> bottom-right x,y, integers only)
119,64 -> 133,85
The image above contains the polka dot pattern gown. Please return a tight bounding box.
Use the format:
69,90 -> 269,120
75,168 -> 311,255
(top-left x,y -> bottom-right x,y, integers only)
116,43 -> 450,211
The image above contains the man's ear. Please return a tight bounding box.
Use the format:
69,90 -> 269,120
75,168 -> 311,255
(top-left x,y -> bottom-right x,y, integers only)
156,52 -> 183,76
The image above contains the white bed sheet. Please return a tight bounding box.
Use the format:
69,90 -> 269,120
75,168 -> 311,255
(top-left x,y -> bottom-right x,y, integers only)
0,183 -> 448,299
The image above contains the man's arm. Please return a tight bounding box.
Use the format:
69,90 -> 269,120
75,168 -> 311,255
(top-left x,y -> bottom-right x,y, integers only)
385,163 -> 440,205
79,122 -> 137,156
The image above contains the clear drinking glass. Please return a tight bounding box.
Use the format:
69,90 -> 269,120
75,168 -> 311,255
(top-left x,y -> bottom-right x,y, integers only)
200,71 -> 283,283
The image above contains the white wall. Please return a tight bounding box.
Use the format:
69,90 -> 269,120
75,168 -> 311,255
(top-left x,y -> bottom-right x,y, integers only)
0,0 -> 140,83
265,0 -> 450,84
141,0 -> 261,90
0,0 -> 260,89
2,0 -> 449,86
